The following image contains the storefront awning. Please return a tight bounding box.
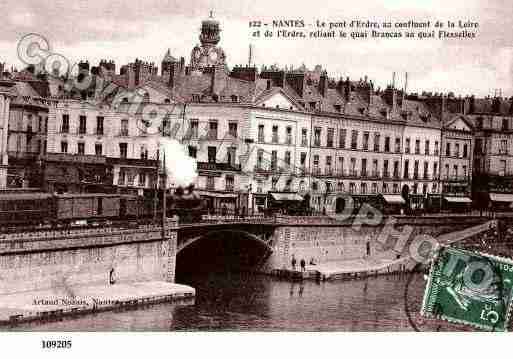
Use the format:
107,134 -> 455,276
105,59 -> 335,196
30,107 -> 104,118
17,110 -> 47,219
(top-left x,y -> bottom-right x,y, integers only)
196,190 -> 238,198
381,194 -> 405,204
489,193 -> 513,203
444,196 -> 472,203
270,193 -> 303,201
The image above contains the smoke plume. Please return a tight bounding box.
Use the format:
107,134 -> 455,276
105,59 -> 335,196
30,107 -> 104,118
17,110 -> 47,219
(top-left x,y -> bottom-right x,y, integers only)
159,138 -> 198,188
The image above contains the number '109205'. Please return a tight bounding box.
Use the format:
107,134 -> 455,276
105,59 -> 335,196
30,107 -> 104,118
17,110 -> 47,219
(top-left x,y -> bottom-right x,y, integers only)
42,340 -> 72,349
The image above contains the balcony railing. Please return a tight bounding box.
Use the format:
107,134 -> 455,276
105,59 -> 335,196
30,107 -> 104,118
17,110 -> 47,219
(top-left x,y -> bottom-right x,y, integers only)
198,162 -> 241,172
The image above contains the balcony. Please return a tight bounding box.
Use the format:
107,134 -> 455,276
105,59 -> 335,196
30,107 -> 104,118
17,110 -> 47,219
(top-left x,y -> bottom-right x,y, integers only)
198,162 -> 241,172
441,175 -> 469,182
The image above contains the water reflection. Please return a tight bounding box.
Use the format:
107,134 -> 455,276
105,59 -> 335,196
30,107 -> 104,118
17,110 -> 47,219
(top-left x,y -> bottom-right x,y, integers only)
12,272 -> 432,331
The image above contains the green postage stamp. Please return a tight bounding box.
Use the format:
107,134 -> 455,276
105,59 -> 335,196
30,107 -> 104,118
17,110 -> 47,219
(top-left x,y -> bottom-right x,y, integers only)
421,246 -> 513,331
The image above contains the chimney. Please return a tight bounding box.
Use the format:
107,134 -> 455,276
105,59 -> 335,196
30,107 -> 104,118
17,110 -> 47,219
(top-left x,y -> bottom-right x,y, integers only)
401,72 -> 408,111
318,70 -> 328,97
344,76 -> 351,102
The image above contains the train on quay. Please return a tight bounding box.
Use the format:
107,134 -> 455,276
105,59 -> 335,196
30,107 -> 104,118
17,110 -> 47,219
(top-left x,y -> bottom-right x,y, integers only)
0,186 -> 206,230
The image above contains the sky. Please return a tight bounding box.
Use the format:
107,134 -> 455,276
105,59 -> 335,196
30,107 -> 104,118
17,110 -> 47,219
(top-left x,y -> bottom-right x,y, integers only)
1,0 -> 513,97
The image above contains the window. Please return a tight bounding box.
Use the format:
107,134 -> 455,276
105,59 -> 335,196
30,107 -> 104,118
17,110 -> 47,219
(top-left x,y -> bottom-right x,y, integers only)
405,138 -> 410,154
61,141 -> 68,153
61,114 -> 69,133
314,127 -> 321,146
258,125 -> 264,142
350,158 -> 356,176
208,121 -> 218,140
229,122 -> 238,137
404,160 -> 409,179
433,162 -> 438,178
503,118 -> 509,131
206,176 -> 215,190
140,145 -> 148,160
374,133 -> 380,152
361,182 -> 367,194
96,116 -> 104,135
189,119 -> 199,138
138,173 -> 146,187
463,144 -> 468,158
446,142 -> 451,157
453,165 -> 458,178
119,143 -> 128,158
423,184 -> 427,195
500,140 -> 508,154
463,165 -> 467,178
121,119 -> 129,136
227,147 -> 236,167
95,143 -> 102,156
384,136 -> 391,152
393,183 -> 399,193
188,146 -> 197,158
300,152 -> 307,166
326,156 -> 332,175
301,128 -> 308,146
208,146 -> 217,163
312,181 -> 318,191
339,129 -> 346,148
361,159 -> 367,177
500,160 -> 507,176
372,183 -> 378,193
383,183 -> 389,193
78,142 -> 85,155
272,176 -> 279,190
445,164 -> 450,178
349,182 -> 356,194
363,132 -> 369,150
79,115 -> 87,134
327,128 -> 334,148
257,149 -> 264,169
351,130 -> 358,150
434,141 -> 439,155
284,151 -> 291,167
394,137 -> 400,153
271,151 -> 277,170
425,140 -> 430,155
414,160 -> 419,179
383,160 -> 389,178
225,175 -> 234,191
372,159 -> 378,177
338,157 -> 344,175
337,182 -> 344,192
286,126 -> 293,144
313,155 -> 320,174
415,139 -> 420,154
423,161 -> 429,179
455,143 -> 460,157
393,161 -> 399,178
272,125 -> 279,143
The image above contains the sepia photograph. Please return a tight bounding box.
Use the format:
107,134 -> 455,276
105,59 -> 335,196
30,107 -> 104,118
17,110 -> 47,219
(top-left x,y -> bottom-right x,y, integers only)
0,1 -> 513,354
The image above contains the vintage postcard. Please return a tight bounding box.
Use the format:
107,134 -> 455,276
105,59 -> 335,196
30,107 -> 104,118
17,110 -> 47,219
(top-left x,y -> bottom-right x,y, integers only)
0,0 -> 512,356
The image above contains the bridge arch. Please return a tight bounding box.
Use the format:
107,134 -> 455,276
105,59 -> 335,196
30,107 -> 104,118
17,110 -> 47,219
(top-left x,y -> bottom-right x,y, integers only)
177,229 -> 273,254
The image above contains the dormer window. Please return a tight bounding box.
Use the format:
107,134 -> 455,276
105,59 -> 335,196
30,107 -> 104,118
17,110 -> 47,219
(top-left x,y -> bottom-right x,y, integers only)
192,94 -> 200,102
231,95 -> 238,102
122,97 -> 129,103
164,98 -> 171,104
358,107 -> 365,114
334,104 -> 342,112
380,109 -> 387,117
309,102 -> 316,110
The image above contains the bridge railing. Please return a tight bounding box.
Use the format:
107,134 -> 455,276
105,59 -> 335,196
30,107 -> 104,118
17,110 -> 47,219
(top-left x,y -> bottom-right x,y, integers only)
199,214 -> 276,225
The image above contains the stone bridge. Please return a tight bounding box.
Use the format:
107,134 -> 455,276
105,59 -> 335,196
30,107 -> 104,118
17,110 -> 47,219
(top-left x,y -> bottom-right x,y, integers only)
0,214 -> 508,295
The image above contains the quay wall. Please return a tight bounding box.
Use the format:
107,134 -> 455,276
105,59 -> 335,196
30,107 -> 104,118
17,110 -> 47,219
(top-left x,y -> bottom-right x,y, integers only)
0,221 -> 177,295
265,215 -> 490,271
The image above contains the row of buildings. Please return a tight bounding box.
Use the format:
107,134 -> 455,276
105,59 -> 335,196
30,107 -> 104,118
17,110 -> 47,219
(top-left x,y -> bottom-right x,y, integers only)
1,15 -> 512,214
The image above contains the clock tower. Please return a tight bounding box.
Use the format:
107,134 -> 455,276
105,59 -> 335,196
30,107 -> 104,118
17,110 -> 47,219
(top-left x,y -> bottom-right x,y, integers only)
190,12 -> 226,70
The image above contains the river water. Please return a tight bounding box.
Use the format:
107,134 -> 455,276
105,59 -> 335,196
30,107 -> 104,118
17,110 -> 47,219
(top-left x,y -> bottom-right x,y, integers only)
13,271 -> 462,331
